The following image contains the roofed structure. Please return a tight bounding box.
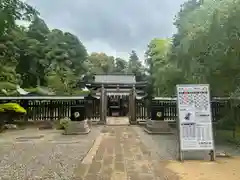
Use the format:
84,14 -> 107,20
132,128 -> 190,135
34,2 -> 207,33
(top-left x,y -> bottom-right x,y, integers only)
84,74 -> 148,117
85,73 -> 147,102
94,74 -> 136,84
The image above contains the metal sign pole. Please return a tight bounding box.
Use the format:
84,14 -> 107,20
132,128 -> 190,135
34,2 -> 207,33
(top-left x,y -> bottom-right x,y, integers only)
176,85 -> 183,162
208,85 -> 216,161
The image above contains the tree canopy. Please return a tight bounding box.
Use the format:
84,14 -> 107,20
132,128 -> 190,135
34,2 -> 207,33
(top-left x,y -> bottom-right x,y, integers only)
2,0 -> 240,97
146,0 -> 240,97
0,0 -> 146,95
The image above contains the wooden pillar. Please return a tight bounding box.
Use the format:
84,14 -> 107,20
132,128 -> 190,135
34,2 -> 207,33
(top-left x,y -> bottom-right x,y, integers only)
130,85 -> 137,124
129,91 -> 132,121
132,85 -> 136,122
104,90 -> 107,121
21,100 -> 29,122
99,84 -> 106,124
50,100 -> 54,121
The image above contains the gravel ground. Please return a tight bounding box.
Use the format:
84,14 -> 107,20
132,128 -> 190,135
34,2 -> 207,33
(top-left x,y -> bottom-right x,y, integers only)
0,126 -> 103,180
132,126 -> 179,160
1,121 -> 240,180
133,126 -> 240,160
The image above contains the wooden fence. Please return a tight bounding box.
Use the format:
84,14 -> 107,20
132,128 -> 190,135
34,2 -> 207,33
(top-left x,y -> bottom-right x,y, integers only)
136,99 -> 149,121
85,97 -> 100,121
0,96 -> 87,121
135,97 -> 235,123
0,96 -> 237,124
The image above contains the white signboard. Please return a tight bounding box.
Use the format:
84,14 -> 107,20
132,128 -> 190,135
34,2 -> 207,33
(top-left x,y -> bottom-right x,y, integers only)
176,84 -> 214,151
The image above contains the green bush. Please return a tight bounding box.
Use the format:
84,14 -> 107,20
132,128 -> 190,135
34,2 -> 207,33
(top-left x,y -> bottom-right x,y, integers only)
56,117 -> 71,130
0,103 -> 26,131
24,86 -> 55,95
0,107 -> 4,112
0,103 -> 27,114
0,82 -> 17,96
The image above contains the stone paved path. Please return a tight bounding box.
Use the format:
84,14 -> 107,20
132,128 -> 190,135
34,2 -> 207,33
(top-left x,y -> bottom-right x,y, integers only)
106,117 -> 129,125
74,126 -> 179,180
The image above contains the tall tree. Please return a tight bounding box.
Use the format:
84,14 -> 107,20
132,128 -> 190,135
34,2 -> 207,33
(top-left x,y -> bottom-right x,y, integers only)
145,38 -> 184,96
16,17 -> 50,87
148,0 -> 240,97
86,52 -> 115,74
0,0 -> 37,94
0,0 -> 37,36
128,50 -> 145,81
114,58 -> 128,73
44,29 -> 88,94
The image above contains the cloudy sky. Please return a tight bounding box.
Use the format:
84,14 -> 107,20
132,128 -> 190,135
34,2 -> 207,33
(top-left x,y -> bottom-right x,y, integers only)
26,0 -> 186,59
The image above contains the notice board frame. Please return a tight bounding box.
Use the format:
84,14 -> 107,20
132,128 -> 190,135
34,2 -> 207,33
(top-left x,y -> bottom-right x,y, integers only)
176,84 -> 215,162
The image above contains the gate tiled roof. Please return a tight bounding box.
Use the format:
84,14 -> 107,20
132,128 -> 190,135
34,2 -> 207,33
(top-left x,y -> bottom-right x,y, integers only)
94,75 -> 136,84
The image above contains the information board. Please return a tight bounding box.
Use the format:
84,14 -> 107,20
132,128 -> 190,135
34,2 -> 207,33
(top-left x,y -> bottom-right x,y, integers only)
176,84 -> 214,151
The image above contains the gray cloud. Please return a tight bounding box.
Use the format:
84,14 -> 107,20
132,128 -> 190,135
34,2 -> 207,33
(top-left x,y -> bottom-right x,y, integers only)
26,0 -> 186,58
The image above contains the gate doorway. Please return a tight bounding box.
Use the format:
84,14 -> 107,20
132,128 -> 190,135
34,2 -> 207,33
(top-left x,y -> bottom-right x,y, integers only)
107,95 -> 129,117
85,74 -> 147,125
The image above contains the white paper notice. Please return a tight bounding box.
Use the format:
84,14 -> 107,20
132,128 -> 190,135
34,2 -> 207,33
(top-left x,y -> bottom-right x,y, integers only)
177,84 -> 214,151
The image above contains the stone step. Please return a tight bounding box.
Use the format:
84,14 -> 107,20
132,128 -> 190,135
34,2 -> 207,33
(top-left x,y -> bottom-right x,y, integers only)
145,120 -> 174,134
64,120 -> 90,135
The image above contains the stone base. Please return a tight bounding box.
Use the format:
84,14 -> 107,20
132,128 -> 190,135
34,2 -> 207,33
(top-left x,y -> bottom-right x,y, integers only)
144,120 -> 173,134
97,121 -> 106,125
89,118 -> 100,125
64,120 -> 91,135
137,119 -> 147,126
129,121 -> 137,125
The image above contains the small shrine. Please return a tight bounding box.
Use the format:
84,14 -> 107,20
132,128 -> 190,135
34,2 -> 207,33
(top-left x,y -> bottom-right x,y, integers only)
85,74 -> 147,118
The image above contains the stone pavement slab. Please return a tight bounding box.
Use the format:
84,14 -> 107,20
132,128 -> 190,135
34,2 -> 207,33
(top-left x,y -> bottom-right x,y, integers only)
74,126 -> 179,180
106,117 -> 129,126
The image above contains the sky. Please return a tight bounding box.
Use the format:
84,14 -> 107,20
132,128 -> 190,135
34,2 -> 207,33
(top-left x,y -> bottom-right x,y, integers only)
25,0 -> 186,60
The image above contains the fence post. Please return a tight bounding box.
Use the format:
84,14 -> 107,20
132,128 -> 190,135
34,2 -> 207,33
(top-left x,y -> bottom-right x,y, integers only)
230,99 -> 237,139
50,100 -> 54,121
20,99 -> 29,122
99,84 -> 106,124
129,85 -> 136,124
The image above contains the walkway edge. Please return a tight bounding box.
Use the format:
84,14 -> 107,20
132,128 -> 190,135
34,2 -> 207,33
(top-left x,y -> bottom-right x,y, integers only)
81,133 -> 107,164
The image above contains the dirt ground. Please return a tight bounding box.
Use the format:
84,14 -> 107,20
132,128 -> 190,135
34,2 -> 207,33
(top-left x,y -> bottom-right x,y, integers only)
166,157 -> 240,180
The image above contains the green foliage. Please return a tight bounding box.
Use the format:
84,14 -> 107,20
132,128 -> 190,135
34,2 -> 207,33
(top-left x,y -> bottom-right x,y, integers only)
0,107 -> 4,112
71,89 -> 90,96
143,0 -> 240,144
24,87 -> 54,95
0,82 -> 17,95
0,0 -> 38,36
215,130 -> 240,145
0,0 -> 38,92
128,50 -> 146,81
56,117 -> 71,130
0,0 -> 149,95
115,58 -> 128,73
145,38 -> 184,96
145,0 -> 240,98
86,52 -> 115,74
169,0 -> 240,96
0,103 -> 26,113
